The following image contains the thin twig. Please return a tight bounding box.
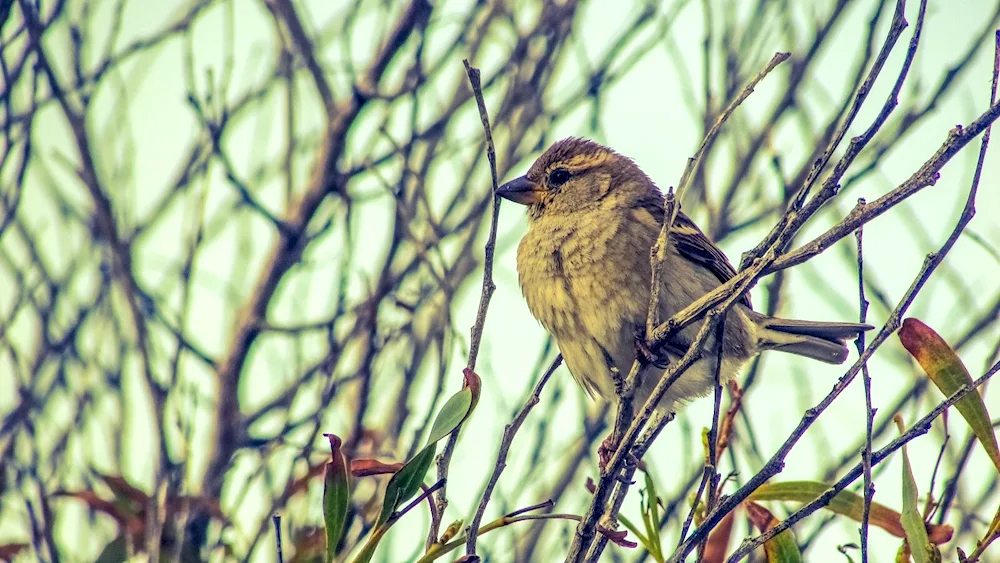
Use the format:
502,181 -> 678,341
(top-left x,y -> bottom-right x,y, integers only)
740,0 -> 910,269
699,316 -> 728,559
855,216 -> 875,563
676,51 -> 791,202
429,58 -> 504,548
466,355 -> 563,555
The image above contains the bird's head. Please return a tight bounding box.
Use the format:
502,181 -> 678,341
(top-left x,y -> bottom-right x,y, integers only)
497,138 -> 653,220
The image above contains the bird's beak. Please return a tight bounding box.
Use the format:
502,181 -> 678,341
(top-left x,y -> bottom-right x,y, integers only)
496,175 -> 544,205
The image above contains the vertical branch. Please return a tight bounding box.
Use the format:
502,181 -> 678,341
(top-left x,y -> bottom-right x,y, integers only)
855,216 -> 874,563
699,316 -> 727,559
958,27 -> 1000,563
428,59 -> 504,547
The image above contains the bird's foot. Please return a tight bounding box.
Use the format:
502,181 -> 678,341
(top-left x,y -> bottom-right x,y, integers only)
598,434 -> 615,471
634,327 -> 666,368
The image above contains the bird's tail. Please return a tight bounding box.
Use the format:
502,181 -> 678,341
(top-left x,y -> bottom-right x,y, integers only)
754,316 -> 874,364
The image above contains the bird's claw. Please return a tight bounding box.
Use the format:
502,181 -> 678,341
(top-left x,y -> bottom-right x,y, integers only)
634,327 -> 666,368
598,435 -> 615,471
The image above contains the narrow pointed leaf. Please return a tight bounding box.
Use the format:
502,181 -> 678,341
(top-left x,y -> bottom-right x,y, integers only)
425,368 -> 479,446
644,472 -> 663,558
323,434 -> 350,563
899,318 -> 1000,472
350,459 -> 404,477
618,514 -> 650,552
702,510 -> 735,563
746,501 -> 803,562
376,447 -> 435,527
893,416 -> 940,563
748,481 -> 952,544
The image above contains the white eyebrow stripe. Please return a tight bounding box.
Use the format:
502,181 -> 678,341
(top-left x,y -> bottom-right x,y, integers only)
545,152 -> 612,172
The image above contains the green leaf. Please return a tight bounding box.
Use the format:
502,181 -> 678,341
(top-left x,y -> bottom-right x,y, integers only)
618,514 -> 650,551
748,481 -> 953,545
323,434 -> 350,563
746,501 -> 803,563
899,318 -> 1000,472
355,369 -> 482,562
643,472 -> 663,561
894,415 -> 940,563
425,368 -> 480,446
376,447 -> 435,528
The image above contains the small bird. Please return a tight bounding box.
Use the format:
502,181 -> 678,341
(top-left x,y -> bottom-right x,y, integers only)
497,138 -> 871,418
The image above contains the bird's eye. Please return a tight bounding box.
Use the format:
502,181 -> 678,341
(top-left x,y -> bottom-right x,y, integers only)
548,168 -> 571,187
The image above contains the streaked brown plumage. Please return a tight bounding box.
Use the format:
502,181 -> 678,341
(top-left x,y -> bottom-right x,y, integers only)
498,138 -> 871,415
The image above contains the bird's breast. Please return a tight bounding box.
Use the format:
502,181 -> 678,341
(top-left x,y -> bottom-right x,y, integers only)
515,211 -> 653,344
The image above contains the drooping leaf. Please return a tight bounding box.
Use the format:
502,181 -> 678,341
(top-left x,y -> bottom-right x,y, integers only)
350,458 -> 404,477
893,416 -> 941,563
745,501 -> 803,562
899,318 -> 1000,472
748,481 -> 953,544
598,526 -> 638,549
702,510 -> 736,563
323,434 -> 350,563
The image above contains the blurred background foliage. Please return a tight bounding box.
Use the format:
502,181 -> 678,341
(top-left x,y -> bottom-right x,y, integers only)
1,0 -> 999,561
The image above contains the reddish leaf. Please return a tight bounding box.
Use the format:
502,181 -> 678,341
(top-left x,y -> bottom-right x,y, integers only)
350,458 -> 404,477
703,509 -> 736,563
463,367 -> 482,413
746,502 -> 803,563
598,525 -> 638,549
899,318 -> 1000,472
585,477 -> 597,494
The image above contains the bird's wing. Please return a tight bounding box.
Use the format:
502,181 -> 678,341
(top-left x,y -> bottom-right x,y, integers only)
638,192 -> 752,309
